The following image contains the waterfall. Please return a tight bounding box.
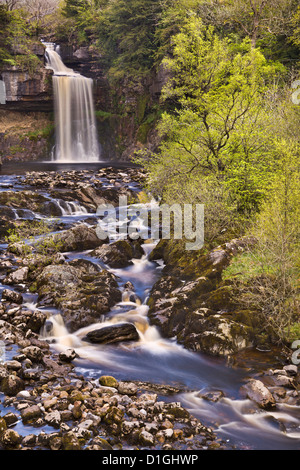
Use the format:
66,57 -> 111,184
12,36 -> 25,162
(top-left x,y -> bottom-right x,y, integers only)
44,43 -> 100,163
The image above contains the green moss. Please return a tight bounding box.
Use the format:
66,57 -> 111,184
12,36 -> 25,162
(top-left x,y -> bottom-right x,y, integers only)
9,145 -> 26,155
137,94 -> 150,123
23,123 -> 54,142
99,375 -> 118,388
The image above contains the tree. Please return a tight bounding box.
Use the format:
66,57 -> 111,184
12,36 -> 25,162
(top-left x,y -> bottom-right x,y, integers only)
209,0 -> 297,49
95,0 -> 165,82
235,138 -> 300,344
143,18 -> 284,216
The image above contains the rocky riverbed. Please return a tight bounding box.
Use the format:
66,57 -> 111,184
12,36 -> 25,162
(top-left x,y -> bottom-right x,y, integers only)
0,166 -> 299,451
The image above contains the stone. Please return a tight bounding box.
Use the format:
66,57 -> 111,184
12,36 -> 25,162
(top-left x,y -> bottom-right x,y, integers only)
83,323 -> 139,345
283,365 -> 298,376
4,267 -> 29,285
62,432 -> 81,450
21,346 -> 44,363
22,434 -> 37,447
1,289 -> 23,304
21,405 -> 42,423
0,429 -> 22,448
59,349 -> 77,363
118,381 -> 138,396
36,263 -> 121,332
44,410 -> 61,428
92,239 -> 144,268
99,375 -> 119,388
43,224 -> 105,252
0,375 -> 25,396
72,401 -> 83,420
3,412 -> 18,426
139,430 -> 155,446
240,379 -> 276,409
6,360 -> 22,371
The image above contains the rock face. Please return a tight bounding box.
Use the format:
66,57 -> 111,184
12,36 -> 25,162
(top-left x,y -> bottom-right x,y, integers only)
83,323 -> 140,344
0,66 -> 52,112
36,260 -> 121,332
147,238 -> 258,356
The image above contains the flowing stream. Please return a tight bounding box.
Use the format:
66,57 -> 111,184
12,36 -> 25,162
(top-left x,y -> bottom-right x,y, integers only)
44,43 -> 100,163
0,165 -> 300,450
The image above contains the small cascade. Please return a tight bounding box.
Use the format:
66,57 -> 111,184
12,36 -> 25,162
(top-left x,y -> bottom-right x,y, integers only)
41,313 -> 80,349
55,199 -> 88,216
44,42 -> 100,163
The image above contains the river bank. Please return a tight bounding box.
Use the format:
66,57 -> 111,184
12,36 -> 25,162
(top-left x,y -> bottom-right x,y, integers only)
0,164 -> 299,450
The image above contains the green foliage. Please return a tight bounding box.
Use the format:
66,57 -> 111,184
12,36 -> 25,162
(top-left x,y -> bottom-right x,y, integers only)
14,54 -> 41,75
6,219 -> 64,257
24,123 -> 55,142
142,18 -> 285,218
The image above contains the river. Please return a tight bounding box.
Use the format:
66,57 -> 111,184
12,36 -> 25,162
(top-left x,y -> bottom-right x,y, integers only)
0,162 -> 299,450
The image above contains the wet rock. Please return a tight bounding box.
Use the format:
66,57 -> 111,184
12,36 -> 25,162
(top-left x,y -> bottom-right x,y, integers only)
21,405 -> 42,423
26,310 -> 47,333
21,434 -> 37,447
99,376 -> 119,388
1,289 -> 23,304
62,431 -> 82,450
0,429 -> 22,448
41,224 -> 105,252
240,379 -> 276,409
139,430 -> 155,446
283,365 -> 298,376
92,239 -> 144,268
118,382 -> 138,396
6,360 -> 22,371
83,323 -> 140,345
4,267 -> 29,285
89,436 -> 113,450
147,239 -> 259,356
197,389 -> 225,402
59,349 -> 77,363
3,412 -> 18,427
36,263 -> 121,332
0,375 -> 25,396
21,346 -> 44,363
44,410 -> 61,428
0,418 -> 7,434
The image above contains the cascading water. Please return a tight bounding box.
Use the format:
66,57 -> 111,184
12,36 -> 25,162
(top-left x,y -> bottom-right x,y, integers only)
44,43 -> 100,163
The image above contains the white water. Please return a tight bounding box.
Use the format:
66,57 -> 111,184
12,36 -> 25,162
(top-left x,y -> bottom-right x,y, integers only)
37,242 -> 300,450
45,44 -> 100,163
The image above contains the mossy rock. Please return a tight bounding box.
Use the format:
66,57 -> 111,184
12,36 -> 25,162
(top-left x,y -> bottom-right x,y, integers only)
62,432 -> 82,450
99,375 -> 118,388
0,418 -> 7,434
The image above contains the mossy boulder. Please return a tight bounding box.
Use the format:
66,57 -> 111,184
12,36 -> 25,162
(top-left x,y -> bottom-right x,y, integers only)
147,238 -> 258,357
35,261 -> 121,332
92,239 -> 144,268
99,375 -> 119,388
0,375 -> 25,396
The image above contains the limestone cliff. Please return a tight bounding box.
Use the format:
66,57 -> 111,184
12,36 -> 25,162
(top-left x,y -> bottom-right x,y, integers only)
0,42 -> 166,163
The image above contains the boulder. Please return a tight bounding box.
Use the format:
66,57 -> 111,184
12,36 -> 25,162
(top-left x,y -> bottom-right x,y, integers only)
240,379 -> 276,409
1,289 -> 23,304
20,405 -> 42,423
4,267 -> 29,285
83,323 -> 140,344
59,348 -> 77,363
40,224 -> 106,253
0,429 -> 22,448
0,375 -> 25,396
35,261 -> 121,332
92,239 -> 144,268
